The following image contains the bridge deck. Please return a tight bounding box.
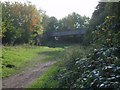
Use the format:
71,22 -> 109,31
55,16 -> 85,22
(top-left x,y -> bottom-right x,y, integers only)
51,30 -> 86,36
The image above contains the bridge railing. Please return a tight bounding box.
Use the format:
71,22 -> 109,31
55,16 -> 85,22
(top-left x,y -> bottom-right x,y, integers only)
51,29 -> 86,36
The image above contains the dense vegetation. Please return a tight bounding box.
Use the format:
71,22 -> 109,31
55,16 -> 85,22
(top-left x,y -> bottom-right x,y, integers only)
29,2 -> 120,89
1,1 -> 90,45
2,2 -> 43,45
55,2 -> 120,88
1,1 -> 120,89
84,2 -> 120,45
42,12 -> 89,44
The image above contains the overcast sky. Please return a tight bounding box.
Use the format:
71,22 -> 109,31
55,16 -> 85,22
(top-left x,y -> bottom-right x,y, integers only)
1,0 -> 100,19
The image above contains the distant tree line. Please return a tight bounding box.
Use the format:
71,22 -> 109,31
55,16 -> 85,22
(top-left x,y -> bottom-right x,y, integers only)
42,12 -> 90,44
1,1 -> 90,45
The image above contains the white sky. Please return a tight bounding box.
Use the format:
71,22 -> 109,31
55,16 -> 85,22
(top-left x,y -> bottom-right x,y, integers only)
1,0 -> 100,19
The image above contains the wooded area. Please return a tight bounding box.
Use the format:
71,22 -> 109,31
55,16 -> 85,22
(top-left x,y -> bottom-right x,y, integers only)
1,1 -> 120,89
1,1 -> 90,45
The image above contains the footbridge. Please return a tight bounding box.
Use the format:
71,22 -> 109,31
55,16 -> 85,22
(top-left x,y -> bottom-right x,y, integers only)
51,29 -> 86,37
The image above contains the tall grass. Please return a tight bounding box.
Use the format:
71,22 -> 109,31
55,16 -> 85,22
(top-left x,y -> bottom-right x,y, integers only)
58,45 -> 89,65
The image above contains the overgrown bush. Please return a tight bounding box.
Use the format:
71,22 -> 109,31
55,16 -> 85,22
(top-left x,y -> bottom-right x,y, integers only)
57,45 -> 89,88
57,16 -> 120,89
73,47 -> 120,88
57,46 -> 120,88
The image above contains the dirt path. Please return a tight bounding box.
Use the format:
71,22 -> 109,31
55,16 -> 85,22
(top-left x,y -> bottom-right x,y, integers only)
2,61 -> 56,88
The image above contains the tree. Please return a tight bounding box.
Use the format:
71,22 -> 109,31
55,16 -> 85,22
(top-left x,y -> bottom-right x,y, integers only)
43,16 -> 58,36
58,12 -> 90,31
84,2 -> 120,45
42,12 -> 89,43
0,1 -> 2,40
2,1 -> 43,45
89,2 -> 120,31
91,2 -> 120,47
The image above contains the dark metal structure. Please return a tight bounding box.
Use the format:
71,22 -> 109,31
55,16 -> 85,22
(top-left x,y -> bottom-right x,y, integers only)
51,29 -> 86,37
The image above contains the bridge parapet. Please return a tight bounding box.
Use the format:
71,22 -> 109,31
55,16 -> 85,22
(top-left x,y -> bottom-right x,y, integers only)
51,29 -> 86,36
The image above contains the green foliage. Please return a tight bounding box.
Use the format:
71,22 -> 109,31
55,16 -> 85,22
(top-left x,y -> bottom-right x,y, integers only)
0,2 -> 2,39
73,46 -> 120,88
1,1 -> 120,89
92,16 -> 120,48
55,3 -> 120,89
42,12 -> 89,44
56,45 -> 120,88
56,45 -> 89,88
82,4 -> 120,87
43,16 -> 58,36
2,2 -> 43,45
58,12 -> 90,31
84,2 -> 120,45
28,45 -> 86,88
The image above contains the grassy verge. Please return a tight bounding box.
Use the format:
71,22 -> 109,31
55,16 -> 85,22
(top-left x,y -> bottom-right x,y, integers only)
29,63 -> 60,88
28,45 -> 88,88
2,45 -> 63,78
